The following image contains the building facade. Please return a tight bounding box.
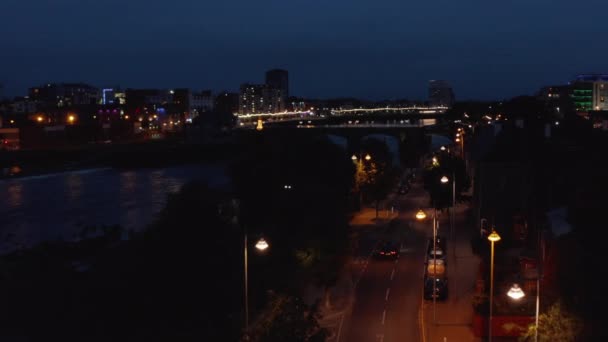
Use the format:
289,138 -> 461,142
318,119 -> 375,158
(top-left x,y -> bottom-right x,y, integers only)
29,83 -> 100,107
571,74 -> 608,114
238,83 -> 284,114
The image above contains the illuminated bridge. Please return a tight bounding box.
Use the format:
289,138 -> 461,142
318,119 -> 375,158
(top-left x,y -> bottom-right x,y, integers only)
236,106 -> 449,129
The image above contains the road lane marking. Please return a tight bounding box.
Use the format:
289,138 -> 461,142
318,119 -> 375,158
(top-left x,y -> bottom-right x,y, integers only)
336,312 -> 345,342
390,269 -> 395,280
385,288 -> 390,301
419,292 -> 427,342
381,309 -> 386,325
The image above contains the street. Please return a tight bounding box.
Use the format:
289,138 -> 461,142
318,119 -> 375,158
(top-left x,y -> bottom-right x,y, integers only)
343,177 -> 435,342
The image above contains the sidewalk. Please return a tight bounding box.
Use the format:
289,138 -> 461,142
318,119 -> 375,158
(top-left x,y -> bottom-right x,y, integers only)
350,192 -> 399,228
421,195 -> 482,342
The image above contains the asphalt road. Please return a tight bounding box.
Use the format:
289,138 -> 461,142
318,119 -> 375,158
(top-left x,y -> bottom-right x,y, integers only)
343,180 -> 431,342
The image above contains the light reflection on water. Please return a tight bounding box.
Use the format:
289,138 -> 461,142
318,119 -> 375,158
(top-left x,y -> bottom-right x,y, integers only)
0,164 -> 229,254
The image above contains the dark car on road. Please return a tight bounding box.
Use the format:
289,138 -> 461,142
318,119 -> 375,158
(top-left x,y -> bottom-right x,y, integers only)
423,276 -> 448,301
374,242 -> 399,260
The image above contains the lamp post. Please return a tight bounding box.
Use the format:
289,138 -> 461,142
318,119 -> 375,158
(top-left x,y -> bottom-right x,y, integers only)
244,232 -> 269,337
507,282 -> 539,342
440,175 -> 456,242
416,208 -> 438,324
487,230 -> 501,342
352,153 -> 372,209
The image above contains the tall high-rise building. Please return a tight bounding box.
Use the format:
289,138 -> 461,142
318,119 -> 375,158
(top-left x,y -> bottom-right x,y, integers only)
239,83 -> 285,114
239,84 -> 267,115
265,69 -> 289,99
428,80 -> 455,108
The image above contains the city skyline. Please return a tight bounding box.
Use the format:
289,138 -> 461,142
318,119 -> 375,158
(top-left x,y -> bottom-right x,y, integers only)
2,0 -> 608,100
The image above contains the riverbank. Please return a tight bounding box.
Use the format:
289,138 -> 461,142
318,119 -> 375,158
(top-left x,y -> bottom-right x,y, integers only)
0,139 -> 240,180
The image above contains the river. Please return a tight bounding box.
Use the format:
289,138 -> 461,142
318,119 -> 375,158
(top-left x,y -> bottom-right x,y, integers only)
0,164 -> 229,254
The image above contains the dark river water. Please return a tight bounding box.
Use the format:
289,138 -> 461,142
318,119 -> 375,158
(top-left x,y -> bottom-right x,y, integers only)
0,164 -> 229,254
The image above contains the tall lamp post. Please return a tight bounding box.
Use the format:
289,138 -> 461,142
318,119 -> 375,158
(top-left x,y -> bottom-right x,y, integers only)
507,283 -> 539,341
352,153 -> 372,209
487,230 -> 501,342
440,175 -> 455,242
416,208 -> 438,324
244,233 -> 269,337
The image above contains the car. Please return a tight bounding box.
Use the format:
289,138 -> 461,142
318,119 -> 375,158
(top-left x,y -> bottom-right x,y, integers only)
426,236 -> 447,265
424,276 -> 448,301
374,242 -> 399,259
426,247 -> 447,265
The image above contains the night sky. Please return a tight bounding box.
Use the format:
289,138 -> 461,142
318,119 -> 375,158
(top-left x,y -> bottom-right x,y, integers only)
2,0 -> 607,100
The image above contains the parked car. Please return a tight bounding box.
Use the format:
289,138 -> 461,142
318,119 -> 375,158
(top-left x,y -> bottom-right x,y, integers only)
423,276 -> 448,301
374,242 -> 399,260
426,236 -> 447,265
425,259 -> 446,278
426,247 -> 447,264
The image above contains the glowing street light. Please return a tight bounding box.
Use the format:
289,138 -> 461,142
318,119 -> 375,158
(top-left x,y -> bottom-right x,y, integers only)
441,176 -> 449,184
67,115 -> 75,123
255,238 -> 269,251
507,283 -> 525,300
487,229 -> 501,341
415,209 -> 427,220
365,154 -> 371,161
244,233 -> 270,336
440,146 -> 446,151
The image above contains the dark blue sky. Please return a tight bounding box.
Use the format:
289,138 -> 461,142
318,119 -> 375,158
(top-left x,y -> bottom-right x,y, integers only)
2,0 -> 607,100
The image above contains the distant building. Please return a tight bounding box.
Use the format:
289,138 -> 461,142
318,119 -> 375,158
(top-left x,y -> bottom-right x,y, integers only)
428,80 -> 455,107
537,85 -> 573,119
11,97 -> 38,113
239,84 -> 266,114
266,69 -> 289,99
238,83 -> 284,114
571,74 -> 608,114
29,83 -> 100,107
215,92 -> 239,114
190,90 -> 214,118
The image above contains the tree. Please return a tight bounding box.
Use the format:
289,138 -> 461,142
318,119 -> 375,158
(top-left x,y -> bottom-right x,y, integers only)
248,293 -> 327,342
519,301 -> 582,342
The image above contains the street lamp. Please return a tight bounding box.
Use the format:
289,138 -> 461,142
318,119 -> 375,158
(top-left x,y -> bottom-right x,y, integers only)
351,153 -> 371,162
441,175 -> 456,243
244,233 -> 269,336
508,281 -> 540,342
352,153 -> 372,208
255,238 -> 269,251
416,208 -> 439,324
487,230 -> 501,342
507,283 -> 525,300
